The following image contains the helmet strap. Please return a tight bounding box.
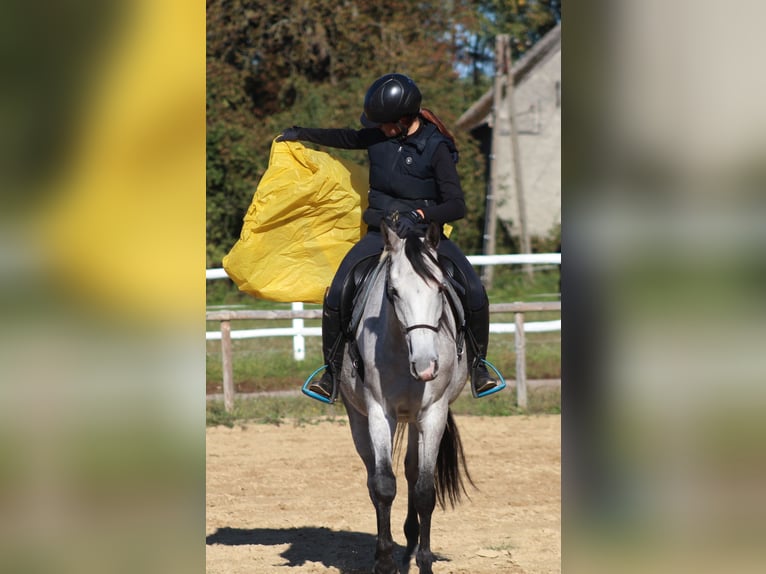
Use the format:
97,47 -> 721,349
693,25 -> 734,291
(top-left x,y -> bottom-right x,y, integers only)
395,115 -> 416,141
395,121 -> 408,140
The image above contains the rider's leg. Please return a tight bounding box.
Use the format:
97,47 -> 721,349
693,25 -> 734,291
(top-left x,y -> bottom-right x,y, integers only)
308,293 -> 343,400
308,232 -> 384,402
437,240 -> 498,396
465,289 -> 498,395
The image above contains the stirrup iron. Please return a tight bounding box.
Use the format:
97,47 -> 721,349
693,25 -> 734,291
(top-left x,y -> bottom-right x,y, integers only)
471,359 -> 507,399
302,365 -> 337,404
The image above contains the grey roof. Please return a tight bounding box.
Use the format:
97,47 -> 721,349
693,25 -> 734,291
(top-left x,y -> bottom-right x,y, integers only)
455,24 -> 561,131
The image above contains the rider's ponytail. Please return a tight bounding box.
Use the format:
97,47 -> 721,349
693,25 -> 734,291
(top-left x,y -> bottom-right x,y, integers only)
419,108 -> 458,151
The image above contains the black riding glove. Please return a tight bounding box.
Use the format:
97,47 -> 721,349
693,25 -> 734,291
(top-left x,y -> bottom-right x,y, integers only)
275,126 -> 301,142
391,210 -> 424,238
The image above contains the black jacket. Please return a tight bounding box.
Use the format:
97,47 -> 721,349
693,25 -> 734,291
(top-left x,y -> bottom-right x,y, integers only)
290,120 -> 466,229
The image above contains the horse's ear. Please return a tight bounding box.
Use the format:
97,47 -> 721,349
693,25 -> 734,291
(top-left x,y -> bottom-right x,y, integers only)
426,222 -> 441,250
382,220 -> 403,252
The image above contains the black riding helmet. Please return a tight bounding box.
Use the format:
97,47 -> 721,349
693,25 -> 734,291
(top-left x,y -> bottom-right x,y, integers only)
360,73 -> 422,128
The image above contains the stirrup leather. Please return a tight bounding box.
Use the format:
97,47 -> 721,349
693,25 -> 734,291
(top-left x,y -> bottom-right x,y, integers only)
471,359 -> 507,399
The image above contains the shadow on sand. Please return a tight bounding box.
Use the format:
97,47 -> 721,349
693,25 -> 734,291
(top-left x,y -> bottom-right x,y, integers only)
207,526 -> 449,573
207,526 -> 384,573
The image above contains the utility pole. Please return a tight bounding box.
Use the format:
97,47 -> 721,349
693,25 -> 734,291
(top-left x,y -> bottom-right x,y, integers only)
482,35 -> 532,287
506,39 -> 532,278
481,35 -> 506,288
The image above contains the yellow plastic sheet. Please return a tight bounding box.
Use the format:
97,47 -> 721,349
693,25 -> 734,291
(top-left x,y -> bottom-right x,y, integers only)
223,140 -> 368,303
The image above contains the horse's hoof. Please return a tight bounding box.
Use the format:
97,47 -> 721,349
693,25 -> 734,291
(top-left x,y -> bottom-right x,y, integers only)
415,549 -> 434,574
373,559 -> 399,574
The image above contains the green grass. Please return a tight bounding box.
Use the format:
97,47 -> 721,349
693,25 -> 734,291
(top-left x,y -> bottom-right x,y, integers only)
206,327 -> 560,394
450,385 -> 561,416
206,385 -> 560,427
206,396 -> 348,428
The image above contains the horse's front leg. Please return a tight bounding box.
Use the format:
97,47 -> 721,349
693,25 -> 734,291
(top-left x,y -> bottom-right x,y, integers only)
413,408 -> 449,574
367,403 -> 398,574
401,423 -> 420,574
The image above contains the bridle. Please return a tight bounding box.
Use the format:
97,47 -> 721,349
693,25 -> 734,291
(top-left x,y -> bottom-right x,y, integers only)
385,252 -> 446,335
404,321 -> 441,334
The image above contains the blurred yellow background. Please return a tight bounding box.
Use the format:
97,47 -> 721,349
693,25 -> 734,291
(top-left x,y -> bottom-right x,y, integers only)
0,2 -> 205,573
37,0 -> 204,323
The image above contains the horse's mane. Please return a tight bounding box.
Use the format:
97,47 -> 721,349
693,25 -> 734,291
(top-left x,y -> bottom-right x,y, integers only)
403,233 -> 441,285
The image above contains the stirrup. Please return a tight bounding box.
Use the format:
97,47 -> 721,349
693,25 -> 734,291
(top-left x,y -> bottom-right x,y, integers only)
302,365 -> 336,404
471,359 -> 507,399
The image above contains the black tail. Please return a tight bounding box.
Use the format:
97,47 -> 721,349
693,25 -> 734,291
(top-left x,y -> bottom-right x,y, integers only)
435,409 -> 475,509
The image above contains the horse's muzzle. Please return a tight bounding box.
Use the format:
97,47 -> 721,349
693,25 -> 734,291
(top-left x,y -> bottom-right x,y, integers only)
412,359 -> 439,381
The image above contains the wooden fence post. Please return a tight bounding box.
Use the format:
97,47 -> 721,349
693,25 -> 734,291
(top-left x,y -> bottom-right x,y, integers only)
221,320 -> 234,413
292,302 -> 305,361
514,312 -> 528,408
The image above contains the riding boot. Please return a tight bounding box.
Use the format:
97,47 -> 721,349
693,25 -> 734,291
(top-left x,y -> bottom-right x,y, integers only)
308,301 -> 344,402
466,300 -> 498,396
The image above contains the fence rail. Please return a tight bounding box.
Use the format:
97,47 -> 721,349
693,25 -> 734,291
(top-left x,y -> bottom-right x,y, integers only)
204,252 -> 561,281
205,300 -> 560,322
207,301 -> 560,412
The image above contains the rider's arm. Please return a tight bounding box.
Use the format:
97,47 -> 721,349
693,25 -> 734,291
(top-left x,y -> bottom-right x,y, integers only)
287,127 -> 386,149
419,143 -> 467,224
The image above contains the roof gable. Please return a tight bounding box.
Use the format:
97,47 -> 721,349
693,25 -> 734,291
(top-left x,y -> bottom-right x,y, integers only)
456,24 -> 561,132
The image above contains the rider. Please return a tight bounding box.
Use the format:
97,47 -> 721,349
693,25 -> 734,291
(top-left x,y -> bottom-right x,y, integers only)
277,73 -> 498,401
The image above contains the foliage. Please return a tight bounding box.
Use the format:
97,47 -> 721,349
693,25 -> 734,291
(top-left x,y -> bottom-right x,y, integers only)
467,0 -> 562,71
206,122 -> 267,266
206,401 -> 237,428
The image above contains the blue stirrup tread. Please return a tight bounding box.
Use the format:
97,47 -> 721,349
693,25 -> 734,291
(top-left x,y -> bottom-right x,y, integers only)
302,365 -> 334,404
473,359 -> 507,398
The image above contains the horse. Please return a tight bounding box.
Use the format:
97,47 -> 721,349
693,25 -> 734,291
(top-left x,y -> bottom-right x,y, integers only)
323,221 -> 474,574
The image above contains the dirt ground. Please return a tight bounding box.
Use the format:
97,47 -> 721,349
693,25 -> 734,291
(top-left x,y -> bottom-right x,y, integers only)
206,415 -> 560,573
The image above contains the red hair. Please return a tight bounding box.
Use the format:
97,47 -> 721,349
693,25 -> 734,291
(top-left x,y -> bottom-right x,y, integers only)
419,108 -> 457,149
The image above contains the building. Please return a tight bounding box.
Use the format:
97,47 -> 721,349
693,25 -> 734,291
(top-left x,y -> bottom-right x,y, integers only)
456,24 -> 561,242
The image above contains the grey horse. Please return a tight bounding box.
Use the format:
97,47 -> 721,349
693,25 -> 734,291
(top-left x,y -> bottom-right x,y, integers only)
338,222 -> 474,574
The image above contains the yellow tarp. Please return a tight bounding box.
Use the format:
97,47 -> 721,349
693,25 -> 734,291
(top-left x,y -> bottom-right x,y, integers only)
223,140 -> 369,304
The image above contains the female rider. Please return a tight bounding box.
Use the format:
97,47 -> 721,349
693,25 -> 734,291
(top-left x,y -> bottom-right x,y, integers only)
277,73 -> 498,401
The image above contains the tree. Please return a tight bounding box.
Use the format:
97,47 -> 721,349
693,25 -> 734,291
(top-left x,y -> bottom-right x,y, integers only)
457,1 -> 561,79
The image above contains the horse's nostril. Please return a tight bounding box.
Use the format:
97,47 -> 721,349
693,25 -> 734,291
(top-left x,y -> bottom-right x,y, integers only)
411,360 -> 439,382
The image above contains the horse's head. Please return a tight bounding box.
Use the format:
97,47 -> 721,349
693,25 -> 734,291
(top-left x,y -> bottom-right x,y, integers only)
382,221 -> 446,382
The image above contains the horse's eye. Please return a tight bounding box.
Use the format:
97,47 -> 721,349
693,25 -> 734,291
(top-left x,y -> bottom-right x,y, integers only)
388,287 -> 398,299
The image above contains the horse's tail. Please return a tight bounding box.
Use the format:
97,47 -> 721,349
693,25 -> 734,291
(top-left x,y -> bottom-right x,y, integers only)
435,409 -> 476,509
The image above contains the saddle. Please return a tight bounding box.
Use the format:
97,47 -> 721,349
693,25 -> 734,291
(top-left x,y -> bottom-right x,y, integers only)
339,254 -> 468,382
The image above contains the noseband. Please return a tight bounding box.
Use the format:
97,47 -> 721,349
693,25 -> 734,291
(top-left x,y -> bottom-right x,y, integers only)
404,322 -> 441,334
385,253 -> 446,335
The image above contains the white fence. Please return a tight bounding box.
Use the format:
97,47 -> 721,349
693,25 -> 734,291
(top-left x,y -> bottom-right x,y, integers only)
204,253 -> 560,282
205,253 -> 561,352
206,254 -> 560,410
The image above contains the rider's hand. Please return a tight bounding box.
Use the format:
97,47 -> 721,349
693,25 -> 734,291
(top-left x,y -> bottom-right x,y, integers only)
391,210 -> 424,238
275,126 -> 301,142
